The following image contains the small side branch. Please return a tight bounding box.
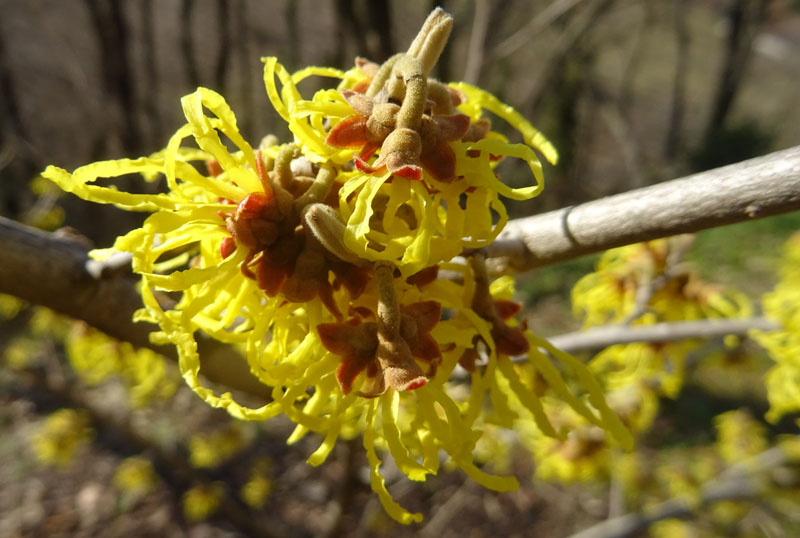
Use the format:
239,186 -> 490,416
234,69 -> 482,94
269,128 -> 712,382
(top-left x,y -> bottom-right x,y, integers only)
488,145 -> 800,273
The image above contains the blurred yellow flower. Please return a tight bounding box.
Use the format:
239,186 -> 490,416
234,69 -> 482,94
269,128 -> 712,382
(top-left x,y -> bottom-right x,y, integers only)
189,424 -> 250,468
241,459 -> 273,509
66,322 -> 178,407
114,456 -> 159,496
183,483 -> 225,522
714,410 -> 768,465
31,408 -> 93,468
0,293 -> 24,319
754,232 -> 800,422
573,238 -> 751,328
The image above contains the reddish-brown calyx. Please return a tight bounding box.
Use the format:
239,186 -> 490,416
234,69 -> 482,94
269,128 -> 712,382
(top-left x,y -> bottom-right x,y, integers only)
468,254 -> 530,358
218,150 -> 367,316
317,299 -> 442,397
326,82 -> 472,182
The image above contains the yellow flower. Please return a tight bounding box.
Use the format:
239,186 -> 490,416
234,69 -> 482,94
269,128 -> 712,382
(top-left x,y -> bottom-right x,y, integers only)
590,341 -> 694,399
0,293 -> 25,319
521,401 -> 612,483
39,7 -> 640,526
31,409 -> 93,468
189,424 -> 251,468
573,238 -> 751,327
240,458 -> 273,509
63,321 -> 178,407
263,49 -> 557,276
650,519 -> 694,538
183,483 -> 225,522
714,409 -> 768,465
44,88 -> 351,420
114,456 -> 159,496
754,232 -> 800,422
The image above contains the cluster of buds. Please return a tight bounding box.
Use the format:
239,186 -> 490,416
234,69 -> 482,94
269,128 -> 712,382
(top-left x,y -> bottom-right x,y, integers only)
326,9 -> 481,182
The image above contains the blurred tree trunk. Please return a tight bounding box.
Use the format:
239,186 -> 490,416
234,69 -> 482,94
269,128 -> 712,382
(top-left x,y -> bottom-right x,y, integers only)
84,0 -> 142,154
527,0 -> 615,209
180,0 -> 201,88
214,0 -> 232,92
333,0 -> 393,65
618,1 -> 655,111
139,0 -> 162,146
704,0 -> 768,138
430,0 -> 452,81
0,23 -> 38,217
236,0 -> 255,139
333,0 -> 368,66
366,0 -> 394,62
463,0 -> 490,84
665,0 -> 690,160
284,0 -> 299,68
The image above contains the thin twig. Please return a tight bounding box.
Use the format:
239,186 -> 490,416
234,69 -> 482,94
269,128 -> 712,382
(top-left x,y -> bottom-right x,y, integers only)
543,317 -> 778,355
420,480 -> 471,538
566,443 -> 799,538
462,0 -> 490,84
619,236 -> 694,325
489,0 -> 585,62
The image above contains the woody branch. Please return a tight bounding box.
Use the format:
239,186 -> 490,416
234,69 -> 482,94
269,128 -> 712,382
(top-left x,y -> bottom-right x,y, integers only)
0,218 -> 270,399
486,145 -> 800,274
1,146 -> 798,395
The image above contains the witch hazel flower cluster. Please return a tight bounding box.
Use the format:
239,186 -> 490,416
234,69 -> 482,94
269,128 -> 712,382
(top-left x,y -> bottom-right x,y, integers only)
43,8 -> 631,522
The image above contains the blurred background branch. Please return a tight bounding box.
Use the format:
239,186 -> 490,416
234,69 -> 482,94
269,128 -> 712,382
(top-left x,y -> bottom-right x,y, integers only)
545,317 -> 778,354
